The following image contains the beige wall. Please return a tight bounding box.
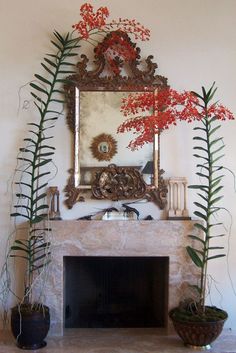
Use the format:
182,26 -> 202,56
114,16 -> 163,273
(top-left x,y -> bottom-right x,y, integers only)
0,0 -> 236,329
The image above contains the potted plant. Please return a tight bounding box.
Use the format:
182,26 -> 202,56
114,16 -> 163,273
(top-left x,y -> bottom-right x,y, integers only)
118,83 -> 234,348
0,3 -> 150,349
169,83 -> 233,348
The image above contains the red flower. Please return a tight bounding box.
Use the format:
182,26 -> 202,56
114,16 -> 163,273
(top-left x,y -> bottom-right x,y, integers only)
118,88 -> 234,150
72,3 -> 150,41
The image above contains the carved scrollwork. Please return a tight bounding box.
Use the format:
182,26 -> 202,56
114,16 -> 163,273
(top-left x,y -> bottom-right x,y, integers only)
64,169 -> 85,208
64,30 -> 168,133
146,170 -> 168,210
91,164 -> 146,201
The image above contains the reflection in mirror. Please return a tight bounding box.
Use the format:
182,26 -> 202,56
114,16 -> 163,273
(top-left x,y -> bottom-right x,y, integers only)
80,91 -> 152,171
64,31 -> 168,209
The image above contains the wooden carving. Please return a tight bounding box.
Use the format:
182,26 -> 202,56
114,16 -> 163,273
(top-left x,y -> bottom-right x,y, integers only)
92,164 -> 146,201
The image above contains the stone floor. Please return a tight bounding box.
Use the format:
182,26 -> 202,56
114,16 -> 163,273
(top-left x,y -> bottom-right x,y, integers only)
0,328 -> 235,353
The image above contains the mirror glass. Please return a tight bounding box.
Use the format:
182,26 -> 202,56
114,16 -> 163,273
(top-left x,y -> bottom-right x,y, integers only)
79,91 -> 152,184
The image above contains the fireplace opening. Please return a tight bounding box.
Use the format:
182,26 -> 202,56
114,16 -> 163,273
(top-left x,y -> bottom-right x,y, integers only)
64,256 -> 169,328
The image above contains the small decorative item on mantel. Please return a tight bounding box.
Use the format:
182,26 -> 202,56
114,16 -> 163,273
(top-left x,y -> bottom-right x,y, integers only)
167,177 -> 191,220
47,186 -> 62,220
102,210 -> 138,220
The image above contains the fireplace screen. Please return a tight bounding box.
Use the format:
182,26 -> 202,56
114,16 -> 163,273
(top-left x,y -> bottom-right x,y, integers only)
64,256 -> 169,328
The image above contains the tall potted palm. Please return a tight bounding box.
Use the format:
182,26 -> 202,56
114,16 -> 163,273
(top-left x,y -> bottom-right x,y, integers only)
0,3 -> 150,349
118,83 -> 234,348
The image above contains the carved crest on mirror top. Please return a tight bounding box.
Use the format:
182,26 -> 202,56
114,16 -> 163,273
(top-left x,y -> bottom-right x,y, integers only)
64,30 -> 168,209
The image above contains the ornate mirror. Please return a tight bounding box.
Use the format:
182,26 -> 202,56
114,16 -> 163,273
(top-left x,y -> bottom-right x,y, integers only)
64,31 -> 168,209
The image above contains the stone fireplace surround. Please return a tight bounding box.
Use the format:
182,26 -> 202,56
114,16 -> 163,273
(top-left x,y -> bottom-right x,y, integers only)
45,220 -> 199,335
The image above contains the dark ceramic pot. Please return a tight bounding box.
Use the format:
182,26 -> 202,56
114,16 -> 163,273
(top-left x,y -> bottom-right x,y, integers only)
11,304 -> 50,350
169,306 -> 227,348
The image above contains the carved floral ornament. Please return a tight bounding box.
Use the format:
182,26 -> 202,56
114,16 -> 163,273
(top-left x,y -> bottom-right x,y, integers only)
64,30 -> 168,209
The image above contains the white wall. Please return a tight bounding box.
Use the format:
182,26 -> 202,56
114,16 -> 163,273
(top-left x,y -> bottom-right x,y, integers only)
0,0 -> 236,329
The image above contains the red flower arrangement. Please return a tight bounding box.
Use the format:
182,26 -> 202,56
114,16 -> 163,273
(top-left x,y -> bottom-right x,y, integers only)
118,88 -> 234,150
72,3 -> 150,74
72,3 -> 150,41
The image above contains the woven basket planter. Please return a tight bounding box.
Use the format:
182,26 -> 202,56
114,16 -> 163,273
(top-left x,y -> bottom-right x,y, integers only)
169,307 -> 227,348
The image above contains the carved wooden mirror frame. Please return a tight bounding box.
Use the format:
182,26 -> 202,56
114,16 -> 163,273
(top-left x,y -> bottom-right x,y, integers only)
64,31 -> 168,209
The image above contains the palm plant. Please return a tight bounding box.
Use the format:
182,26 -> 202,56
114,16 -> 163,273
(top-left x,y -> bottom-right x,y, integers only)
186,83 -> 233,314
118,83 -> 234,316
9,31 -> 80,305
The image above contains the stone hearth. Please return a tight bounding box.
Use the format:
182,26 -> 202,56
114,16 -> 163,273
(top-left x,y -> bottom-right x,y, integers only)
44,220 -> 199,335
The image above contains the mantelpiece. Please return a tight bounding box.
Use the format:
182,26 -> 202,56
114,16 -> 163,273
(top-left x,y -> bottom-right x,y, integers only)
41,220 -> 200,335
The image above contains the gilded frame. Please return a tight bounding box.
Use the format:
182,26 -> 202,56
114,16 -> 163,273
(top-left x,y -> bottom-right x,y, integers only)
64,31 -> 168,209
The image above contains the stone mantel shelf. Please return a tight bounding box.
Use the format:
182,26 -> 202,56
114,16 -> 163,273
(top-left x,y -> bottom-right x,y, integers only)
42,220 -> 200,335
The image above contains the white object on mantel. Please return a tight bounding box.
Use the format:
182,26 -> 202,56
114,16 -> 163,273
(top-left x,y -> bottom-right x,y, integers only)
167,177 -> 189,219
102,211 -> 138,220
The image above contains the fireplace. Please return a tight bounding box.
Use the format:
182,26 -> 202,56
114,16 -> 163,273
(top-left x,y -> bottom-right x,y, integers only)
64,256 -> 169,328
41,220 -> 200,335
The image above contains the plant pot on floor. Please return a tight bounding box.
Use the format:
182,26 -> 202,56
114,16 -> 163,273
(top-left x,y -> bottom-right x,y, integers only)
169,306 -> 228,349
11,304 -> 50,350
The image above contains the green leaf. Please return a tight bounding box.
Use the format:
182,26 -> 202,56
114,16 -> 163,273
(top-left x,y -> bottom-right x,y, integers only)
14,205 -> 30,211
189,185 -> 209,191
186,246 -> 203,268
15,181 -> 31,188
209,125 -> 221,136
194,202 -> 208,213
10,246 -> 29,253
210,185 -> 223,196
211,145 -> 225,156
58,70 -> 77,74
31,92 -> 46,106
53,30 -> 65,44
33,171 -> 50,181
193,154 -> 209,162
197,193 -> 208,203
17,157 -> 32,164
196,172 -> 209,179
193,136 -> 207,143
30,82 -> 49,96
33,204 -> 49,214
33,183 -> 48,194
194,222 -> 207,233
32,193 -> 47,205
207,254 -> 225,261
10,255 -> 29,260
209,138 -> 222,148
50,99 -> 66,103
33,253 -> 50,263
52,89 -> 65,94
34,159 -> 52,168
31,215 -> 46,224
50,40 -> 62,52
35,74 -> 52,86
41,63 -> 54,76
194,211 -> 207,221
15,193 -> 31,200
44,57 -> 57,68
208,246 -> 224,250
36,151 -> 55,158
212,154 -> 225,164
24,138 -> 36,145
193,147 -> 208,153
188,235 -> 205,245
209,196 -> 223,206
193,127 -> 206,132
10,213 -> 30,219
